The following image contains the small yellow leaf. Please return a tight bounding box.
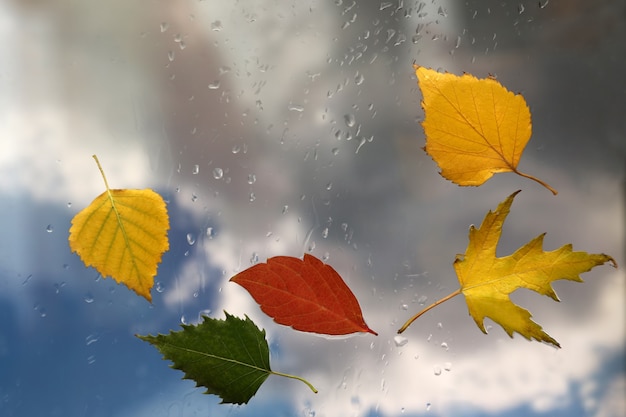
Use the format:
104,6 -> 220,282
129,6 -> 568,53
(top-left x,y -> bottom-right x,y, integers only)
69,156 -> 169,302
455,190 -> 616,347
415,65 -> 557,195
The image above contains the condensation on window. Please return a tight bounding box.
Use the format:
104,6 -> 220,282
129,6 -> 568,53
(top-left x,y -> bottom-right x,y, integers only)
1,1 -> 624,416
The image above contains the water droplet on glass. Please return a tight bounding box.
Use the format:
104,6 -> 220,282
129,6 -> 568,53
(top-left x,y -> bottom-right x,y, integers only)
208,80 -> 221,89
213,167 -> 224,179
156,281 -> 165,293
539,0 -> 549,8
400,303 -> 408,310
282,205 -> 289,214
247,174 -> 257,184
160,22 -> 169,32
518,4 -> 525,13
321,227 -> 329,238
437,322 -> 443,329
331,147 -> 340,156
433,365 -> 442,376
67,202 -> 72,207
426,403 -> 431,411
180,315 -> 187,324
211,20 -> 223,31
354,72 -> 365,85
344,113 -> 356,127
326,182 -> 333,190
444,362 -> 452,372
249,192 -> 256,202
46,224 -> 54,233
206,227 -> 215,239
441,342 -> 449,351
417,295 -> 428,305
87,355 -> 96,365
186,233 -> 196,245
85,334 -> 99,346
393,335 -> 408,347
192,164 -> 199,175
84,294 -> 94,303
380,2 -> 393,10
438,6 -> 448,16
167,50 -> 175,62
288,104 -> 304,112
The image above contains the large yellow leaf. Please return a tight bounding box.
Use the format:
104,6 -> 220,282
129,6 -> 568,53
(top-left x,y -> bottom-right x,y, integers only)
69,156 -> 169,302
398,191 -> 616,346
455,190 -> 615,347
415,65 -> 557,195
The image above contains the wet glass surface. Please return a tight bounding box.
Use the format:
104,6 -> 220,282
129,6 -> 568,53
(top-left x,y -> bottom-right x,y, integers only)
1,1 -> 624,416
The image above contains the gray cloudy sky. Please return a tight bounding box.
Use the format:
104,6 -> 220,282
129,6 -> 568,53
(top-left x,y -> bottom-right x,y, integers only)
1,1 -> 624,416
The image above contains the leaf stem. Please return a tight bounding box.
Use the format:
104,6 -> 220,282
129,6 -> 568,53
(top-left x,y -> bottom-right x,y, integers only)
397,288 -> 462,334
92,154 -> 112,192
514,169 -> 558,195
270,370 -> 318,393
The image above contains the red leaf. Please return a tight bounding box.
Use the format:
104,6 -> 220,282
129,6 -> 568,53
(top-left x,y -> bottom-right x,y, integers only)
230,254 -> 377,336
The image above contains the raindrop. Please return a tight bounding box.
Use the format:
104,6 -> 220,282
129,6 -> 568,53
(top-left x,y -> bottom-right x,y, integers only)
206,227 -> 215,239
400,303 -> 408,310
53,282 -> 65,294
518,3 -> 525,13
249,192 -> 256,202
87,355 -> 96,365
393,335 -> 408,347
186,233 -> 196,245
417,295 -> 428,305
191,193 -> 198,202
213,167 -> 224,179
539,0 -> 549,8
354,72 -> 365,85
308,241 -> 316,252
156,281 -> 165,293
379,2 -> 393,10
282,205 -> 289,214
85,334 -> 99,346
208,80 -> 221,90
247,174 -> 257,184
84,293 -> 94,303
412,34 -> 422,44
437,6 -> 448,17
433,365 -> 442,376
192,164 -> 199,175
211,20 -> 223,31
331,147 -> 340,156
321,227 -> 329,238
441,342 -> 449,351
67,202 -> 72,207
250,252 -> 259,264
444,362 -> 452,372
167,50 -> 175,62
288,104 -> 304,112
426,403 -> 432,411
160,22 -> 169,32
344,113 -> 356,127
46,224 -> 54,233
326,182 -> 333,190
180,315 -> 187,325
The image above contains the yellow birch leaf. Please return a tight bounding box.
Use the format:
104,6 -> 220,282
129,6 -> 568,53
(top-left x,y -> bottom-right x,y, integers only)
415,65 -> 557,195
398,191 -> 616,347
68,155 -> 170,302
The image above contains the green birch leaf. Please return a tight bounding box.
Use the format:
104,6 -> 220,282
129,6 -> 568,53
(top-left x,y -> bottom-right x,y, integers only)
137,312 -> 316,404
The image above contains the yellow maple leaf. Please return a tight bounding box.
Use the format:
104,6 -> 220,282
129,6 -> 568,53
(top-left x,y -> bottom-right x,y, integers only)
398,191 -> 616,347
68,155 -> 170,302
415,65 -> 558,195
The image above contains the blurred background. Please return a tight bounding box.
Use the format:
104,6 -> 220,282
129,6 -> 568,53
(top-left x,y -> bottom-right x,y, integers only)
1,1 -> 624,416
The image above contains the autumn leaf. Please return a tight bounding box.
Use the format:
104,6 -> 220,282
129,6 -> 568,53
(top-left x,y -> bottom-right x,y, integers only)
415,65 -> 558,195
137,312 -> 317,404
398,191 -> 616,347
68,155 -> 169,302
231,254 -> 377,336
